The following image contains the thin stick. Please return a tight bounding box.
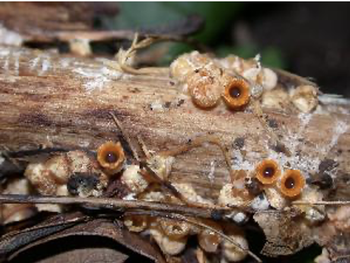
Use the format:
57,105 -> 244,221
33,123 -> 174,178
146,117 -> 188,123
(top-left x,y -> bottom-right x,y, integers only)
110,112 -> 140,161
133,135 -> 190,205
140,166 -> 190,206
137,135 -> 152,159
115,33 -> 164,76
0,194 -> 230,220
293,200 -> 350,206
112,33 -> 206,76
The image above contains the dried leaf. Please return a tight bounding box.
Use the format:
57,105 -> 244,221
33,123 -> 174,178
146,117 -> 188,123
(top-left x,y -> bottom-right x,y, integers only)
326,233 -> 350,263
253,211 -> 314,257
313,219 -> 350,263
13,247 -> 129,263
0,212 -> 87,256
8,219 -> 165,263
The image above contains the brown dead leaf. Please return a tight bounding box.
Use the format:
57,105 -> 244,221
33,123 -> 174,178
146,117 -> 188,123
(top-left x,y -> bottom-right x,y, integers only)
326,233 -> 350,263
313,220 -> 350,263
0,212 -> 88,256
13,246 -> 129,263
253,211 -> 314,257
7,218 -> 165,263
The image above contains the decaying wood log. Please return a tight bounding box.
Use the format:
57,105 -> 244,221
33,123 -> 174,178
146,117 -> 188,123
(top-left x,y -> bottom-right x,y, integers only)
1,44 -> 350,262
0,45 -> 350,201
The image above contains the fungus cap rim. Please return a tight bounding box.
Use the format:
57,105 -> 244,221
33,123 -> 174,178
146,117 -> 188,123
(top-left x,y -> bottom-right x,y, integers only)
97,141 -> 125,171
280,169 -> 305,198
222,78 -> 250,110
255,159 -> 281,185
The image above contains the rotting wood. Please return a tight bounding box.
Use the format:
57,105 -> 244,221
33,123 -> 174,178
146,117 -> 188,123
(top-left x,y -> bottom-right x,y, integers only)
0,45 -> 350,203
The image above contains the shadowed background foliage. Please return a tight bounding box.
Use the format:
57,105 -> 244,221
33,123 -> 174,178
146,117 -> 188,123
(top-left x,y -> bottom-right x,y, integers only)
100,2 -> 350,98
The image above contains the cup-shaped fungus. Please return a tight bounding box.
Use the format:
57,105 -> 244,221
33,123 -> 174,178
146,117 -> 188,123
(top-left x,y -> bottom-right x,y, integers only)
121,165 -> 149,194
170,51 -> 212,82
255,159 -> 281,185
223,78 -> 250,110
124,215 -> 148,232
222,227 -> 249,262
1,178 -> 37,225
97,141 -> 125,174
280,170 -> 305,198
198,220 -> 222,253
159,218 -> 191,239
150,226 -> 188,256
187,68 -> 222,109
25,150 -> 104,197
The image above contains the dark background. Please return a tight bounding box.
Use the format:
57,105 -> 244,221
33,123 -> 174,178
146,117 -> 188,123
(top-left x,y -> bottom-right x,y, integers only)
102,3 -> 350,98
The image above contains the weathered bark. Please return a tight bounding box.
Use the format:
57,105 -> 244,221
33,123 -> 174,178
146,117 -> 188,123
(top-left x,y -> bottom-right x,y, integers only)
0,45 -> 350,201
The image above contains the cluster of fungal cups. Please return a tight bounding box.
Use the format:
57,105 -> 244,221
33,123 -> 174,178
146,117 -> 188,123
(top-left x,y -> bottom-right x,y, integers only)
171,52 -> 252,110
9,141 -> 325,262
10,51 -> 323,261
256,159 -> 305,198
101,141 -> 256,261
21,141 -> 248,261
171,51 -> 324,223
170,51 -> 279,111
96,142 -> 250,261
262,162 -> 326,223
170,51 -> 319,114
219,158 -> 326,228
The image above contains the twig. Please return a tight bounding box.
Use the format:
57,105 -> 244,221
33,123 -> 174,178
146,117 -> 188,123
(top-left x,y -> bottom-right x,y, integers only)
1,212 -> 89,238
293,200 -> 350,206
137,135 -> 152,159
110,113 -> 191,205
6,147 -> 73,158
110,112 -> 140,161
0,194 -> 230,220
110,33 -> 207,76
140,164 -> 190,205
114,33 -> 167,75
